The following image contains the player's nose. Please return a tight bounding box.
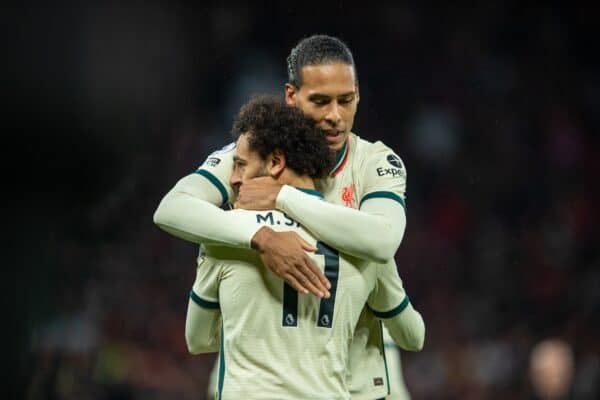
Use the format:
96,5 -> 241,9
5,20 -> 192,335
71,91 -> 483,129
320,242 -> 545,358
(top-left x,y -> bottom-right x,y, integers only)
230,171 -> 241,188
324,103 -> 342,126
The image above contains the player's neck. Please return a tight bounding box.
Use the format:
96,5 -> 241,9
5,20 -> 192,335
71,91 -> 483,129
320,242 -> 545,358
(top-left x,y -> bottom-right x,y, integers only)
279,170 -> 316,190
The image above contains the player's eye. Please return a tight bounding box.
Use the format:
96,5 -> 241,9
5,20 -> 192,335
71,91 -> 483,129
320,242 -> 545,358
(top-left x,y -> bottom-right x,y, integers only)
310,97 -> 329,106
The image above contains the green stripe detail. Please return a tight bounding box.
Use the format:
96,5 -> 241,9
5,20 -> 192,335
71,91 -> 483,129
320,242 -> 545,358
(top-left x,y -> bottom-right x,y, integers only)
369,296 -> 410,319
379,321 -> 391,396
195,169 -> 229,205
359,191 -> 406,209
189,290 -> 219,309
218,320 -> 225,399
295,187 -> 324,198
329,139 -> 348,174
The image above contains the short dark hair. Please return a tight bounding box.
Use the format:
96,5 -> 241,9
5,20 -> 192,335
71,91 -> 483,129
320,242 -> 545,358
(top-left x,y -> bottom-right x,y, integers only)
231,95 -> 335,179
286,34 -> 357,88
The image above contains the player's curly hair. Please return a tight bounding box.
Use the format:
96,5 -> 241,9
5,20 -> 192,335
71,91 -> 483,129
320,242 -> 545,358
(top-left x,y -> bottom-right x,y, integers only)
231,94 -> 335,179
287,34 -> 357,88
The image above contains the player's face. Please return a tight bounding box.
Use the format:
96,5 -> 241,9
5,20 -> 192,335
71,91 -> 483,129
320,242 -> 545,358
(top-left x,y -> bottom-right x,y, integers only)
285,63 -> 359,151
230,133 -> 269,196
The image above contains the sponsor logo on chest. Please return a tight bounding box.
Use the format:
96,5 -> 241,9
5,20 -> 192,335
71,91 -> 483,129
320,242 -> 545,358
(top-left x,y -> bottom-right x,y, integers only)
376,166 -> 403,177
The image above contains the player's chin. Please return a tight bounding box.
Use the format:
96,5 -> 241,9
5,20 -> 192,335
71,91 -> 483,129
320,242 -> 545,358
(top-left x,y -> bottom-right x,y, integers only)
326,132 -> 348,151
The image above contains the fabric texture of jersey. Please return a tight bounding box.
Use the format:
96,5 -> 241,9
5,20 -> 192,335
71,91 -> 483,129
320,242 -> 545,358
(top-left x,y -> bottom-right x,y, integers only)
195,133 -> 410,400
317,133 -> 409,400
191,208 -> 394,400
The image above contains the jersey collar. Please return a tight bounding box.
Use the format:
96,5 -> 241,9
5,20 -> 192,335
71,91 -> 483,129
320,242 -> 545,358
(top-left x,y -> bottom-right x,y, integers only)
330,137 -> 350,177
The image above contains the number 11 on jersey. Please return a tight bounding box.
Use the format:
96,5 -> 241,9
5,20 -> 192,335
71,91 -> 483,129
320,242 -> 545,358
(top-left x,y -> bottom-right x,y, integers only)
282,242 -> 339,328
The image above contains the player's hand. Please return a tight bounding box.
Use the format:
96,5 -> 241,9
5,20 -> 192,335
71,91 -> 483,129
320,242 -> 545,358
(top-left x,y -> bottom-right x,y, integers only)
235,176 -> 282,210
251,227 -> 331,298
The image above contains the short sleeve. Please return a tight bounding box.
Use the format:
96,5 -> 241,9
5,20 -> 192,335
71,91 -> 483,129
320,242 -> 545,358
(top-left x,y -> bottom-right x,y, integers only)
195,142 -> 236,206
367,259 -> 409,318
190,256 -> 222,309
358,142 -> 407,210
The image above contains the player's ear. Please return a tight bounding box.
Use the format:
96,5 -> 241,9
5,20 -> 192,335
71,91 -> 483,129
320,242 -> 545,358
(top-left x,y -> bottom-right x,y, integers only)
284,83 -> 297,106
355,81 -> 360,105
269,148 -> 286,177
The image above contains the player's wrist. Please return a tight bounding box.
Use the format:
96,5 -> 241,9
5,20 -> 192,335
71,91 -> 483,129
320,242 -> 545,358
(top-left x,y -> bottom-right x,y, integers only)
263,183 -> 282,210
274,184 -> 293,212
250,226 -> 275,251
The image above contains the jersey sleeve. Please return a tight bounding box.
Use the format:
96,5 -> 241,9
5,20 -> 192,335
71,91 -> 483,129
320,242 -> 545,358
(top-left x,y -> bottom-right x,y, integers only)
154,141 -> 262,248
191,256 -> 222,305
366,259 -> 408,316
358,142 -> 407,211
195,142 -> 236,206
276,187 -> 406,263
367,260 -> 425,352
185,257 -> 222,354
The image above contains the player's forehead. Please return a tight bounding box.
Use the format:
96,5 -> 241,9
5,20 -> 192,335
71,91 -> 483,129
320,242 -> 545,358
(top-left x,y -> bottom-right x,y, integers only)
234,133 -> 257,162
298,63 -> 357,96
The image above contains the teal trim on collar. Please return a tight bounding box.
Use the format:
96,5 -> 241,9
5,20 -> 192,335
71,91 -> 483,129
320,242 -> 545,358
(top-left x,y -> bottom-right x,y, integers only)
295,187 -> 324,199
195,169 -> 229,206
359,191 -> 406,210
369,296 -> 410,319
189,290 -> 220,309
329,139 -> 348,174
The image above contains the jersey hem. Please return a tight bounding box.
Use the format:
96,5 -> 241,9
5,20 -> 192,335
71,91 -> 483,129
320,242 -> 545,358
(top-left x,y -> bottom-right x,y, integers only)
349,387 -> 389,400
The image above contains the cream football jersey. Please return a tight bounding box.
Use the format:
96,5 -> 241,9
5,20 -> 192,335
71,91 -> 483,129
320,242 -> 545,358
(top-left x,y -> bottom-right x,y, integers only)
191,206 -> 394,400
196,133 -> 410,399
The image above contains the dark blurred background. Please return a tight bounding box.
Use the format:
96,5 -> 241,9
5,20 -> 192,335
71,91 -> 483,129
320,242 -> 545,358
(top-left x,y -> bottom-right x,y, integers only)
6,1 -> 599,399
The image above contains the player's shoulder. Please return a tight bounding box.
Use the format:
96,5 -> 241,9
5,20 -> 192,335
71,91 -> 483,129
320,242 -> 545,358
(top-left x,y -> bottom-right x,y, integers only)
352,133 -> 394,154
211,141 -> 236,155
198,141 -> 236,169
351,133 -> 406,169
351,132 -> 398,156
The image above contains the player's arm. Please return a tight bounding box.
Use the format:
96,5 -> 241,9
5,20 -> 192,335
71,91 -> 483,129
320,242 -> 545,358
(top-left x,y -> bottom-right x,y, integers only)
153,146 -> 262,248
376,299 -> 425,352
154,174 -> 263,247
185,293 -> 221,354
367,261 -> 425,352
153,145 -> 329,297
276,191 -> 405,263
185,258 -> 222,354
239,145 -> 407,263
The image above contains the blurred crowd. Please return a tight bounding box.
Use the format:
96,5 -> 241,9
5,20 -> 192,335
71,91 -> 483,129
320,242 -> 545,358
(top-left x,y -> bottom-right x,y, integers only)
15,2 -> 599,399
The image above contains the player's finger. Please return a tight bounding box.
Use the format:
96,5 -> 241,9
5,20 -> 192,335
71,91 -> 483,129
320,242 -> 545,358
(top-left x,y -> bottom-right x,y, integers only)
283,273 -> 309,295
303,257 -> 331,296
297,236 -> 317,252
293,267 -> 325,298
301,264 -> 331,299
304,255 -> 331,291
